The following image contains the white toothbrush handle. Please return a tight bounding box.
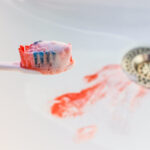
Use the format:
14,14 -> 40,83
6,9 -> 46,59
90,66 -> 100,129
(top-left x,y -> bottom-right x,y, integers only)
0,62 -> 20,70
0,62 -> 39,74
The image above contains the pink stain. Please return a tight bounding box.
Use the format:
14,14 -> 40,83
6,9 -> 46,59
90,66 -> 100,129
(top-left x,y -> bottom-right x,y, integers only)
49,64 -> 150,141
84,73 -> 98,83
75,125 -> 97,142
50,64 -> 148,118
118,81 -> 131,92
51,80 -> 107,118
130,87 -> 148,110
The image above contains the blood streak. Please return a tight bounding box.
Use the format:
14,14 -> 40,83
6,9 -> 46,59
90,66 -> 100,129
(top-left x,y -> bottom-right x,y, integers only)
51,64 -> 119,117
130,87 -> 148,109
51,80 -> 107,118
84,73 -> 98,83
118,81 -> 131,92
75,125 -> 97,142
51,64 -> 148,118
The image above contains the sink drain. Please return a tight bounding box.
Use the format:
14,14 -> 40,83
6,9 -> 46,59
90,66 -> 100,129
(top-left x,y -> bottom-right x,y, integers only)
121,47 -> 150,88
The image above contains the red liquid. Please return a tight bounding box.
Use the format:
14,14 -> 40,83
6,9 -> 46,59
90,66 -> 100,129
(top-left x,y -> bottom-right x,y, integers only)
75,125 -> 97,142
84,73 -> 98,83
51,80 -> 107,117
51,64 -> 148,118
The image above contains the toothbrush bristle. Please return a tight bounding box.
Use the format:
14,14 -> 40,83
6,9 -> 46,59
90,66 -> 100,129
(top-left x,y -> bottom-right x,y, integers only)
18,41 -> 74,74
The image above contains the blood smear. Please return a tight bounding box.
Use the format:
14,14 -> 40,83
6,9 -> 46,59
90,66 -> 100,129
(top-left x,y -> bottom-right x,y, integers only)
130,87 -> 148,110
51,80 -> 107,117
50,64 -> 148,118
75,125 -> 97,142
84,73 -> 98,83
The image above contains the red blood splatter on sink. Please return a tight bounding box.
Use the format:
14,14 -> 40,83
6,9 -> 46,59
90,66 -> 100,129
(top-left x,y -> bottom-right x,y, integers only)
130,87 -> 148,110
50,64 -> 148,118
118,81 -> 131,92
84,73 -> 98,83
75,125 -> 97,142
51,80 -> 107,117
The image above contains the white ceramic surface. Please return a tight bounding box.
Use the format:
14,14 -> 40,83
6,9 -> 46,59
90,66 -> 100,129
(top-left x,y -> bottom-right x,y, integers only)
0,0 -> 150,150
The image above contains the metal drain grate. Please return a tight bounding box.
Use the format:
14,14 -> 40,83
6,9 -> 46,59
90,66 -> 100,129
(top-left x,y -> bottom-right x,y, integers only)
121,47 -> 150,88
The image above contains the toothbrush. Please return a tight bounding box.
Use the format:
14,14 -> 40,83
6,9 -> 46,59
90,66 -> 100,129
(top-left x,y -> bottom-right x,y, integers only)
0,40 -> 74,75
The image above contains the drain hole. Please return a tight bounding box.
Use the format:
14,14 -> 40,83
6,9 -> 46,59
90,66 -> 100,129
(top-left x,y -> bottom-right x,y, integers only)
121,47 -> 150,88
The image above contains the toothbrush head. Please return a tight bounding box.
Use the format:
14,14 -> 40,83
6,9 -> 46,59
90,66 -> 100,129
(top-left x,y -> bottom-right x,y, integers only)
19,41 -> 74,74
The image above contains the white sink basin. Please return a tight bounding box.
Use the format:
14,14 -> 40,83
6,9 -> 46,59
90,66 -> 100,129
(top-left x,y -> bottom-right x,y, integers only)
0,1 -> 150,150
